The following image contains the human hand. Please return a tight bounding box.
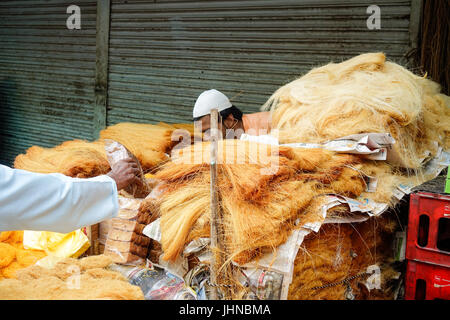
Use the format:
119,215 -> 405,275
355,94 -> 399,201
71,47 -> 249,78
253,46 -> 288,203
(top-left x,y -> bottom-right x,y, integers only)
107,157 -> 140,190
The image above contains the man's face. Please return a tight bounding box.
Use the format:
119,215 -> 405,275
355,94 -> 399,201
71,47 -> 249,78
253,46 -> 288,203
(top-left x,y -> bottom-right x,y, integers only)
194,114 -> 225,141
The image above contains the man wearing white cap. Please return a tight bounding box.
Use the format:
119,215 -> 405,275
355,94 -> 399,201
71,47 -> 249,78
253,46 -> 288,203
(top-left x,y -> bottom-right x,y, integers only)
193,89 -> 271,140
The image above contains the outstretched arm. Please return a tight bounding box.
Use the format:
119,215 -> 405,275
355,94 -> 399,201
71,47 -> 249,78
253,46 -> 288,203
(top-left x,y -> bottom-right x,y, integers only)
0,161 -> 137,233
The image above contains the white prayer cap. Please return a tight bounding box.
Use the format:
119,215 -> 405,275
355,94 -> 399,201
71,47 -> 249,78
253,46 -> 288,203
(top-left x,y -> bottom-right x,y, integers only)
193,89 -> 232,119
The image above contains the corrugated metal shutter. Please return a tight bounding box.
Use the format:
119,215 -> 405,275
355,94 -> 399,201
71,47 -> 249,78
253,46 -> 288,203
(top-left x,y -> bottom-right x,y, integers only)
107,0 -> 412,125
0,0 -> 97,166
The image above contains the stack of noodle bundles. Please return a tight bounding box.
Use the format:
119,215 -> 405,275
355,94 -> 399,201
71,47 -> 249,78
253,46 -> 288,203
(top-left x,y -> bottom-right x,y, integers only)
262,52 -> 450,170
140,140 -> 404,299
139,53 -> 450,299
145,140 -> 368,265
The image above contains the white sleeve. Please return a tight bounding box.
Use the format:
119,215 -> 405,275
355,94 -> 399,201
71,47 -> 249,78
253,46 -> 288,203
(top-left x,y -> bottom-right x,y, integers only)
0,164 -> 118,233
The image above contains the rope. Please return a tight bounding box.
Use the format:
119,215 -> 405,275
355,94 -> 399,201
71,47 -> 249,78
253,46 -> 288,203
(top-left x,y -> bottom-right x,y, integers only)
207,280 -> 234,288
309,271 -> 368,291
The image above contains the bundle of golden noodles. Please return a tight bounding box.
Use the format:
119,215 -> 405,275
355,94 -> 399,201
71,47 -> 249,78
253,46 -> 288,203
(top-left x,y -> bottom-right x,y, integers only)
0,231 -> 46,280
262,52 -> 450,169
288,215 -> 398,300
14,140 -> 110,178
100,122 -> 192,172
145,140 -> 369,265
13,122 -> 194,177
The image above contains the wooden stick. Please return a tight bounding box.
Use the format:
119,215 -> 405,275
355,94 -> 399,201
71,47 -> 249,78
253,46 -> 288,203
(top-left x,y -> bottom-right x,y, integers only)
209,108 -> 220,300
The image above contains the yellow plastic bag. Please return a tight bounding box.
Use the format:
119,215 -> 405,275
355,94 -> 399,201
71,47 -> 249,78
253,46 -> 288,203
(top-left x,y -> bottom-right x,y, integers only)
23,229 -> 90,259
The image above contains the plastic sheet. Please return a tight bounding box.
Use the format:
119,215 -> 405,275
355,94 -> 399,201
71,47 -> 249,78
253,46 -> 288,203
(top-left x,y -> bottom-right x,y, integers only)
23,229 -> 90,258
104,139 -> 150,198
109,263 -> 196,300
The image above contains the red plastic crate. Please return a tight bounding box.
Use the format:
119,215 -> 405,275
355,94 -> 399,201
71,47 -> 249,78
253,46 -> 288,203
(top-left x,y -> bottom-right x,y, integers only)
405,260 -> 450,300
406,192 -> 450,267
